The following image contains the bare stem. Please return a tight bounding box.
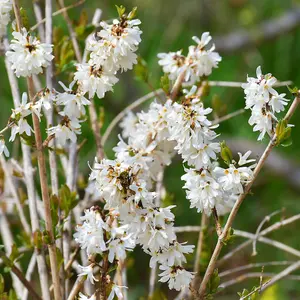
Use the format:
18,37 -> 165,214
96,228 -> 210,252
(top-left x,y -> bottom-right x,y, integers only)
27,76 -> 62,300
197,93 -> 300,299
0,250 -> 42,300
3,36 -> 51,300
31,0 -> 86,31
57,0 -> 82,62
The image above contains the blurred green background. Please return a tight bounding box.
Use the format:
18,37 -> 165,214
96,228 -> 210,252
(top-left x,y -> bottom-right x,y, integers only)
1,0 -> 300,299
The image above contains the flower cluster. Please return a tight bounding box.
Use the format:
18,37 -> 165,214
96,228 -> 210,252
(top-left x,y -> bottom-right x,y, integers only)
158,32 -> 221,85
6,27 -> 54,77
47,82 -> 89,146
0,0 -> 12,37
242,66 -> 290,140
75,11 -> 142,99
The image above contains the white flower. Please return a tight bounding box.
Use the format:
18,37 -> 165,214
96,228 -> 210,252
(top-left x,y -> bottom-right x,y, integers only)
35,88 -> 55,111
269,93 -> 289,113
238,150 -> 256,166
9,93 -> 34,141
242,66 -> 290,141
119,111 -> 138,139
0,0 -> 12,37
187,32 -> 222,79
107,234 -> 135,263
6,27 -> 54,77
74,63 -> 119,99
149,242 -> 194,268
182,168 -> 221,215
99,19 -> 142,57
157,50 -> 186,80
78,293 -> 96,300
0,138 -> 9,157
159,265 -> 194,291
78,264 -> 98,284
108,283 -> 127,300
56,81 -> 90,119
74,207 -> 108,256
47,117 -> 81,146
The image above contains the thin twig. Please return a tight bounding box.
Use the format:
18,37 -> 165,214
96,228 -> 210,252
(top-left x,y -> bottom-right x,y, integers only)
32,0 -> 45,41
149,170 -> 164,297
252,209 -> 282,256
57,0 -> 82,62
0,250 -> 42,300
22,253 -> 37,300
27,76 -> 62,300
212,109 -> 245,126
31,0 -> 86,31
192,214 -> 208,292
206,80 -> 292,88
197,92 -> 300,299
0,156 -> 31,234
260,261 -> 300,292
219,261 -> 295,278
3,36 -> 51,300
102,89 -> 164,146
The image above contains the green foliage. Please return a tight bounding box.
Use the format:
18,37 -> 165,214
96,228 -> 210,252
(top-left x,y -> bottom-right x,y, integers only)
115,5 -> 126,18
75,11 -> 96,40
20,8 -> 30,31
220,141 -> 233,166
205,269 -> 221,299
275,119 -> 292,147
160,74 -> 170,95
33,230 -> 43,250
222,227 -> 235,245
238,287 -> 259,299
53,27 -> 75,74
0,274 -> 4,295
128,7 -> 138,20
9,244 -> 22,264
59,184 -> 77,218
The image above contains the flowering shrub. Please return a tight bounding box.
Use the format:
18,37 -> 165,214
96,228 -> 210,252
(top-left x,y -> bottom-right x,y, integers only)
0,2 -> 299,300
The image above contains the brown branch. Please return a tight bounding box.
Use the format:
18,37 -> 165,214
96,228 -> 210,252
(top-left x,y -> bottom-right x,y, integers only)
0,250 -> 42,300
197,92 -> 300,299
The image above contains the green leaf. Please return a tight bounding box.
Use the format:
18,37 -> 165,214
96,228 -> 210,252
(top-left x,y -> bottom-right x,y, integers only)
115,5 -> 126,18
50,194 -> 60,226
127,7 -> 138,20
56,247 -> 64,271
206,268 -> 220,297
20,8 -> 30,31
9,244 -> 22,263
20,133 -> 35,147
33,230 -> 43,250
220,141 -> 233,166
59,184 -> 77,217
8,289 -> 17,300
160,74 -> 170,95
61,60 -> 77,73
275,119 -> 292,147
287,85 -> 298,96
222,227 -> 235,245
134,57 -> 149,83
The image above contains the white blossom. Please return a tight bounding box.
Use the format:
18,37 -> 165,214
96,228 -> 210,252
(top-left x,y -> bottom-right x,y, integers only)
242,66 -> 290,141
0,0 -> 12,37
108,284 -> 127,300
74,207 -> 108,256
78,264 -> 98,284
6,27 -> 54,77
0,138 -> 9,157
158,265 -> 194,291
47,117 -> 81,146
78,293 -> 96,300
56,81 -> 90,119
9,93 -> 34,141
74,63 -> 119,99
